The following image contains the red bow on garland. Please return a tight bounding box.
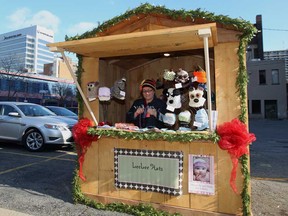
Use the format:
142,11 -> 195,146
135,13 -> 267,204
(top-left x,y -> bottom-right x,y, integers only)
217,118 -> 256,193
72,118 -> 98,181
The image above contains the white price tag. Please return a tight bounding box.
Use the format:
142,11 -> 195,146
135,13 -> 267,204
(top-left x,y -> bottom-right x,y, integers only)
166,105 -> 175,112
175,83 -> 182,89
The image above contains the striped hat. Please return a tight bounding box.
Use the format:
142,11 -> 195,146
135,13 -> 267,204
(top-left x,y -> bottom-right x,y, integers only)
140,79 -> 156,92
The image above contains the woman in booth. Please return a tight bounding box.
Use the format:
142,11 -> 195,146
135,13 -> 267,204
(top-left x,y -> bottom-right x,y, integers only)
126,79 -> 166,129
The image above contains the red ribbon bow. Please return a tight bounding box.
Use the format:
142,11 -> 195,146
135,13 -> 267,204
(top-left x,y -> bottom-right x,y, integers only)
217,118 -> 256,193
72,118 -> 98,181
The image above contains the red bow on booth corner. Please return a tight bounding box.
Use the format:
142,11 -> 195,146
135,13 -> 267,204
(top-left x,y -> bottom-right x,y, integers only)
72,118 -> 98,181
217,118 -> 256,193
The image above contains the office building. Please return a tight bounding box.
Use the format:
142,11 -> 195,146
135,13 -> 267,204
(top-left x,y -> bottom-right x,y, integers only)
0,25 -> 55,73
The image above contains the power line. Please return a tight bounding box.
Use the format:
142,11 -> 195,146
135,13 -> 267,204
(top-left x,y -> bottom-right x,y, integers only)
263,28 -> 288,32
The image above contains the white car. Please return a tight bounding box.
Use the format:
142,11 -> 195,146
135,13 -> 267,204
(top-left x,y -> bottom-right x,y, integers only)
0,102 -> 77,151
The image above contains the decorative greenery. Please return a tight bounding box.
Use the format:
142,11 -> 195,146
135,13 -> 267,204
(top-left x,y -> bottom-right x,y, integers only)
72,169 -> 181,216
65,3 -> 256,42
68,3 -> 257,216
240,154 -> 251,216
75,55 -> 84,117
88,128 -> 219,143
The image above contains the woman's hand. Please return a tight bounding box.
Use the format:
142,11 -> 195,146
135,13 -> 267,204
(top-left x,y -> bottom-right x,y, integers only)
134,107 -> 144,118
147,108 -> 157,117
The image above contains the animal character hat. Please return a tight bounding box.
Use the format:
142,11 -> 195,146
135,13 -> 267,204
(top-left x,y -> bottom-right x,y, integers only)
188,88 -> 206,108
139,79 -> 156,92
163,69 -> 176,81
175,69 -> 190,84
111,77 -> 126,100
163,88 -> 182,110
87,81 -> 99,102
98,87 -> 111,101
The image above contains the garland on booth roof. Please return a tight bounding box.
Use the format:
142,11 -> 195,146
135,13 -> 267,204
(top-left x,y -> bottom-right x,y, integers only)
69,3 -> 257,216
65,3 -> 257,42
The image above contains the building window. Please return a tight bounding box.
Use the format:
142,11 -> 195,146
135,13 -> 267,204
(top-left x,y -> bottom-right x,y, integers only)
252,100 -> 261,114
271,69 -> 280,85
259,70 -> 266,85
254,48 -> 259,59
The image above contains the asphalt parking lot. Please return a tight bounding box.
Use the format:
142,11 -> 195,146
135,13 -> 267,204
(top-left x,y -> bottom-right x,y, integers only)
0,144 -> 129,216
0,119 -> 287,216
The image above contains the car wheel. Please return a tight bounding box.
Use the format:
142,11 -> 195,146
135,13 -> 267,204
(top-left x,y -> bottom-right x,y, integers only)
23,129 -> 45,152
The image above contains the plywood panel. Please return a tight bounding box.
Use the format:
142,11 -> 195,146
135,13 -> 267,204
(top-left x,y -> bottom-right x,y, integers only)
98,170 -> 119,197
82,136 -> 247,215
81,57 -> 100,120
139,140 -> 166,204
214,42 -> 241,124
214,42 -> 244,214
164,141 -> 190,208
118,139 -> 142,201
48,24 -> 217,58
97,138 -> 119,197
98,60 -> 126,124
98,137 -> 118,171
189,141 -> 218,212
80,141 -> 99,195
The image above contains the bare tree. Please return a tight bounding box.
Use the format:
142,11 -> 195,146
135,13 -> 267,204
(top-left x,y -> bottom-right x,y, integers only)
53,82 -> 75,106
0,54 -> 27,100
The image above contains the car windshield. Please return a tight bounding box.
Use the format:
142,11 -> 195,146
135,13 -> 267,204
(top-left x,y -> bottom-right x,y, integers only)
47,107 -> 77,116
17,104 -> 56,117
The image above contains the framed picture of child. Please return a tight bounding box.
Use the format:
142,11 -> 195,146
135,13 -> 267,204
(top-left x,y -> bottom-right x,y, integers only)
188,154 -> 215,195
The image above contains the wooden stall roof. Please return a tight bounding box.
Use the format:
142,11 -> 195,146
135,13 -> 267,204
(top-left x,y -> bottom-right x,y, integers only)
47,23 -> 217,58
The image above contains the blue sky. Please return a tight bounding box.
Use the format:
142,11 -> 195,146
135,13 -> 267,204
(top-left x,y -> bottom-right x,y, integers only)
1,0 -> 288,51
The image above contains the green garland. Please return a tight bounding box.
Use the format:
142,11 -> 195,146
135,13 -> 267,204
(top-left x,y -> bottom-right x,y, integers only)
69,3 -> 257,215
72,169 -> 181,216
88,128 -> 219,143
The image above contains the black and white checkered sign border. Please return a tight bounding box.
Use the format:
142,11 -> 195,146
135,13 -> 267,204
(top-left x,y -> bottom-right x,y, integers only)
114,148 -> 183,196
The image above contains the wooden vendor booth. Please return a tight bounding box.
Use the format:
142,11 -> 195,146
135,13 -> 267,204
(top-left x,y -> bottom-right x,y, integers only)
48,4 -> 256,216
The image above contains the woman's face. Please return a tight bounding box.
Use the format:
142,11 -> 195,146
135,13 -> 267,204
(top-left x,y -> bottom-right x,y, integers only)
142,87 -> 155,102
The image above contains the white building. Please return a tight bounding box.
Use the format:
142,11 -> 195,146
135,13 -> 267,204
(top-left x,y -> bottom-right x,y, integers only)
0,25 -> 55,74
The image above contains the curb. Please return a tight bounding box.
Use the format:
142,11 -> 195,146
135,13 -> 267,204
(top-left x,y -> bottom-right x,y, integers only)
0,208 -> 32,216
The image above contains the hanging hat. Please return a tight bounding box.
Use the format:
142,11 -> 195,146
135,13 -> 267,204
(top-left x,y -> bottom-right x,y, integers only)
193,66 -> 207,84
163,69 -> 176,81
140,79 -> 156,92
163,113 -> 176,126
98,87 -> 111,101
111,77 -> 126,100
178,110 -> 191,123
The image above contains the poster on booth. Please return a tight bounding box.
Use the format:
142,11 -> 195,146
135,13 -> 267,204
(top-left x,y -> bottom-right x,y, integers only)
114,148 -> 183,196
188,154 -> 215,195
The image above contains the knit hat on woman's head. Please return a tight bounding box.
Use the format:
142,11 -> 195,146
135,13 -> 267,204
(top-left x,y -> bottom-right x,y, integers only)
140,79 -> 156,92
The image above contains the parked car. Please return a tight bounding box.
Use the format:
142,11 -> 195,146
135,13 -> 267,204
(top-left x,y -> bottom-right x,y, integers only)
46,106 -> 78,120
0,102 -> 77,151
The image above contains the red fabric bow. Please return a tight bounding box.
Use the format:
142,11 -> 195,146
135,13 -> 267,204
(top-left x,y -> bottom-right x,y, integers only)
217,118 -> 256,193
72,118 -> 98,181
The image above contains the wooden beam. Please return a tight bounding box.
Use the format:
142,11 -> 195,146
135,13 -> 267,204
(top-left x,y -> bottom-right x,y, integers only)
48,23 -> 217,58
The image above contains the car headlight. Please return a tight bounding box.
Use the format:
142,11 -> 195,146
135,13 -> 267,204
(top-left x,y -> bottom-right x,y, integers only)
44,124 -> 68,131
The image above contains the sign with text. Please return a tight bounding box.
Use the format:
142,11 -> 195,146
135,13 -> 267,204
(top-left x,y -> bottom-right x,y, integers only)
114,148 -> 183,195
